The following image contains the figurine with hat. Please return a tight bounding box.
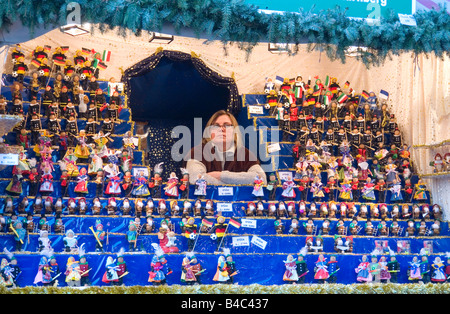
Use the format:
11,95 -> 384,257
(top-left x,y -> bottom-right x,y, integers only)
149,243 -> 172,285
210,216 -> 228,252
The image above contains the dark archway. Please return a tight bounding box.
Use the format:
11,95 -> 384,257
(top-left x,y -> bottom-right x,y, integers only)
122,49 -> 241,178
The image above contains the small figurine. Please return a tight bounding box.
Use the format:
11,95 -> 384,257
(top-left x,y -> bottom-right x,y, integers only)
210,216 -> 228,252
63,229 -> 78,253
431,257 -> 446,283
213,255 -> 230,283
355,255 -> 372,283
101,256 -> 120,286
283,254 -> 299,284
148,243 -> 172,286
314,254 -> 329,284
408,256 -> 422,283
64,256 -> 81,287
38,230 -> 52,254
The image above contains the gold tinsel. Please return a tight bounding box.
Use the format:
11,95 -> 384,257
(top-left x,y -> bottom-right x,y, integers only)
1,283 -> 449,294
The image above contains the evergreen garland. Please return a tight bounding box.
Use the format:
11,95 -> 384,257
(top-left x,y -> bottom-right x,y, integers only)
0,0 -> 448,67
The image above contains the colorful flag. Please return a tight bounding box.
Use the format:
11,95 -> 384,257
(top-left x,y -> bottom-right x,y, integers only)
288,78 -> 295,84
344,81 -> 350,89
202,219 -> 213,228
361,90 -> 370,100
229,218 -> 241,229
53,59 -> 66,66
324,75 -> 330,87
43,45 -> 51,52
30,59 -> 41,68
294,86 -> 303,98
379,89 -> 389,100
82,47 -> 91,54
60,46 -> 69,53
97,62 -> 108,70
337,93 -> 348,104
324,92 -> 332,106
102,50 -> 112,62
313,89 -> 321,97
275,76 -> 284,85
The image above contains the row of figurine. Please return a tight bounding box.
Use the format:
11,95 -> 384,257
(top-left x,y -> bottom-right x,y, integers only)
430,153 -> 450,173
283,249 -> 450,285
263,75 -> 386,114
0,247 -> 237,288
0,194 -> 443,221
6,214 -> 445,261
8,44 -> 111,87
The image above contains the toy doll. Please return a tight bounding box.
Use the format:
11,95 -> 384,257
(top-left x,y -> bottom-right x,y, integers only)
256,201 -> 266,217
63,230 -> 78,253
310,176 -> 325,201
74,167 -> 89,195
274,218 -> 285,234
101,256 -> 120,286
210,216 -> 228,252
126,222 -> 138,251
339,203 -> 347,219
170,200 -> 181,216
419,254 -> 430,283
314,254 -> 329,284
431,219 -> 441,236
365,219 -> 374,236
296,248 -> 308,284
405,219 -> 416,237
432,204 -> 443,220
250,174 -> 265,200
278,201 -> 288,218
149,162 -> 163,198
64,256 -> 81,287
93,220 -> 106,252
163,172 -> 179,199
33,255 -> 53,286
32,196 -> 43,214
3,197 -> 14,214
326,255 -> 339,283
92,197 -> 103,215
142,216 -> 155,234
121,198 -> 132,216
296,201 -> 305,218
283,254 -> 299,284
407,256 -> 422,283
6,168 -> 24,196
303,219 -> 315,235
288,218 -> 299,235
183,217 -> 198,252
65,198 -> 76,215
336,219 -> 346,236
338,179 -> 353,201
38,229 -> 52,253
145,198 -> 155,217
349,219 -> 360,235
430,257 -> 446,283
265,202 -> 275,217
104,160 -> 122,196
11,221 -> 26,252
156,199 -> 167,216
355,255 -> 372,283
281,176 -> 296,199
212,255 -> 230,283
43,196 -> 54,215
106,197 -> 118,216
131,169 -> 151,197
417,219 -> 428,236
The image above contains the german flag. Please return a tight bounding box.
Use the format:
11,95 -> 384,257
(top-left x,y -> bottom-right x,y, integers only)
307,98 -> 316,105
229,218 -> 241,229
61,46 -> 69,53
202,218 -> 213,228
53,59 -> 66,66
344,81 -> 350,89
97,61 -> 108,70
329,86 -> 339,94
82,47 -> 91,54
30,59 -> 41,68
361,90 -> 370,100
44,45 -> 51,52
312,89 -> 321,97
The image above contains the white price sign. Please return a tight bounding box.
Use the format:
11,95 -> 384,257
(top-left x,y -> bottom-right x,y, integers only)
216,202 -> 233,212
232,236 -> 250,247
251,235 -> 267,250
278,171 -> 293,181
267,143 -> 281,154
0,154 -> 18,165
241,219 -> 257,229
218,187 -> 234,196
248,105 -> 264,114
